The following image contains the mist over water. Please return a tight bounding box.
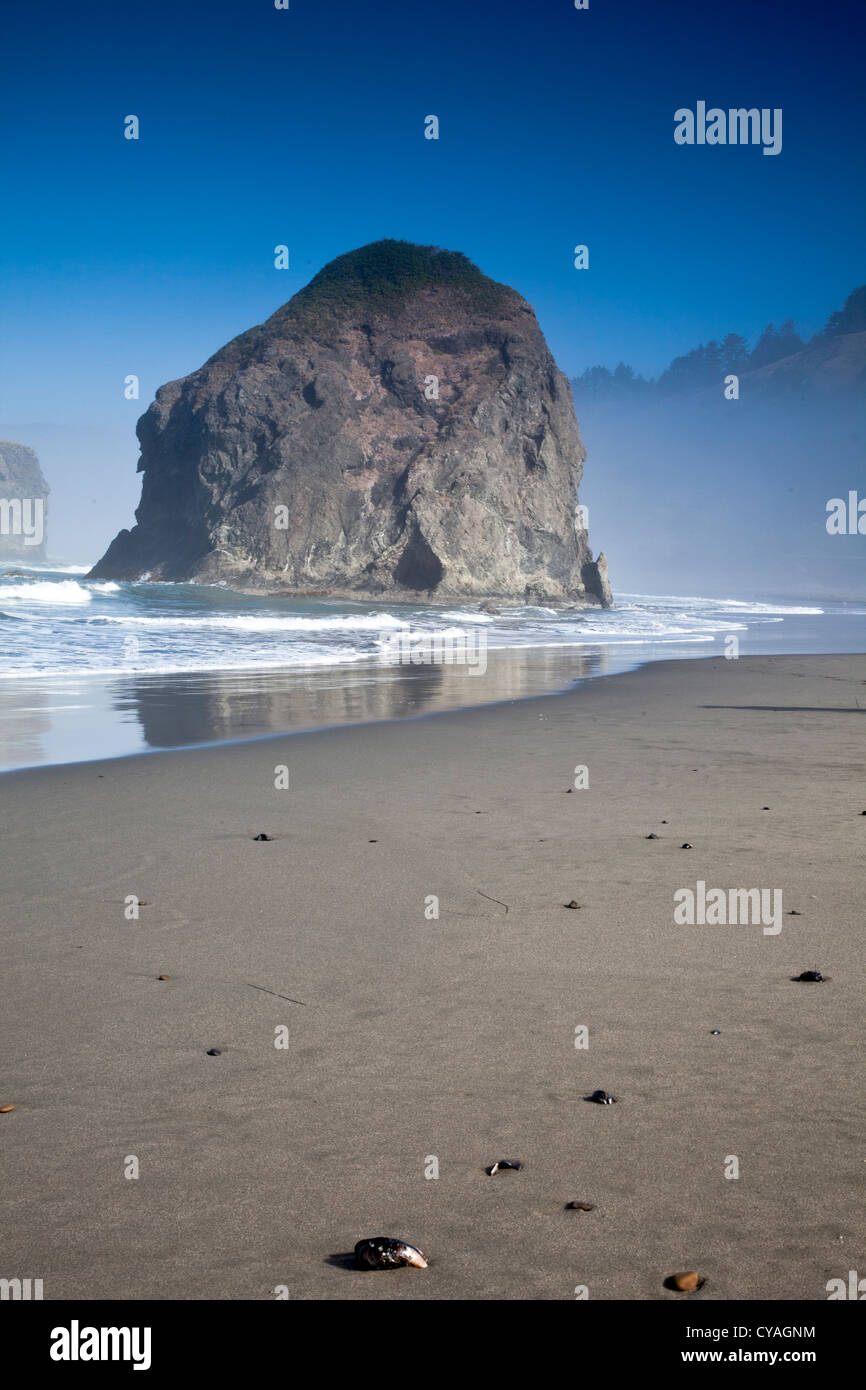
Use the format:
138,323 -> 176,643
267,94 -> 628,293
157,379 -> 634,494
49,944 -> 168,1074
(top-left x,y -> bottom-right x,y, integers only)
577,391 -> 866,600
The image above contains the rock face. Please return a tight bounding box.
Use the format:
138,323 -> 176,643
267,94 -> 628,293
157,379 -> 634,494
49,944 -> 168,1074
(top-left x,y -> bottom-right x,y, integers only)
0,442 -> 49,561
91,241 -> 612,605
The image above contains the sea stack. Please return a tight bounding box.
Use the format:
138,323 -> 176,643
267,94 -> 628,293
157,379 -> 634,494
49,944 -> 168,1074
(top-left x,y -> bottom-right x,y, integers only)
0,442 -> 49,562
90,240 -> 612,605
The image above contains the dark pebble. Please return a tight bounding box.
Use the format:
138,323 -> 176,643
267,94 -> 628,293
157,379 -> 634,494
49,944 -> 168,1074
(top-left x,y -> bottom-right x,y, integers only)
646,833 -> 659,840
565,900 -> 581,909
681,843 -> 692,849
206,1048 -> 222,1056
795,970 -> 824,983
565,1201 -> 595,1211
253,834 -> 271,842
710,1029 -> 721,1035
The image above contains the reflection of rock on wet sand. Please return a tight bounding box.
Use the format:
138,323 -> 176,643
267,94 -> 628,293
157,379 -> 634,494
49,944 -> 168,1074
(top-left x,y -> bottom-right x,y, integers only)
115,647 -> 610,751
0,682 -> 53,767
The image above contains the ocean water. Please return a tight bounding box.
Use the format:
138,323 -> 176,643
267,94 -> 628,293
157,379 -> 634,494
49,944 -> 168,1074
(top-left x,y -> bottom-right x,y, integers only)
1,562 -> 864,770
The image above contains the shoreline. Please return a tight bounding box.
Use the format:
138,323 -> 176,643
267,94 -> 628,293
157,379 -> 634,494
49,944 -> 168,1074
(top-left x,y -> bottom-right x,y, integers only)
2,635 -> 864,775
1,652 -> 863,1299
0,641 -> 632,776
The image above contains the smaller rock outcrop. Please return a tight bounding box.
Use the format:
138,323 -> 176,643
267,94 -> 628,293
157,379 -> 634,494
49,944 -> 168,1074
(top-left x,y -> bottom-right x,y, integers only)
0,442 -> 49,560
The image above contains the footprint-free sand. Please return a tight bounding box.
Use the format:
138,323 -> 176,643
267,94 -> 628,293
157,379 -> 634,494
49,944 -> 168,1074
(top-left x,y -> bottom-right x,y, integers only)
1,654 -> 863,1299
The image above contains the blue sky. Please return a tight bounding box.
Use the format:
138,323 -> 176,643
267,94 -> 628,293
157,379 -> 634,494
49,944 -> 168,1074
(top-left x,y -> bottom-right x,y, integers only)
1,0 -> 863,561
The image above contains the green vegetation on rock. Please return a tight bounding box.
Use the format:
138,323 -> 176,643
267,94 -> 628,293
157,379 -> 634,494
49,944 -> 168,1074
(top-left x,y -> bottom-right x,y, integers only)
291,239 -> 513,315
216,240 -> 517,367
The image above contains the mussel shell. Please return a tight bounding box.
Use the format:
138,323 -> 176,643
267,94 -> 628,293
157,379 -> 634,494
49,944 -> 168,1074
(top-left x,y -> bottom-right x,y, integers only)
589,1089 -> 616,1104
354,1237 -> 427,1270
486,1159 -> 523,1174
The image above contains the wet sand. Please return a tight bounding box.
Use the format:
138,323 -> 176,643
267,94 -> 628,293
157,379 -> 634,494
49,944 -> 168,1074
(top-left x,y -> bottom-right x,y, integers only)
1,653 -> 863,1299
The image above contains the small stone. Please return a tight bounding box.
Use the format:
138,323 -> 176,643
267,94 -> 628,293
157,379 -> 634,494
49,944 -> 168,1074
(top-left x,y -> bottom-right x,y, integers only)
206,1048 -> 222,1056
157,974 -> 170,981
368,839 -> 378,843
762,806 -> 770,810
787,910 -> 802,916
0,1104 -> 15,1113
661,820 -> 667,824
710,1029 -> 721,1035
670,1271 -> 701,1292
486,1159 -> 522,1175
795,970 -> 824,983
681,843 -> 692,849
645,833 -> 659,839
565,1201 -> 594,1211
565,900 -> 581,909
253,833 -> 271,842
565,787 -> 574,793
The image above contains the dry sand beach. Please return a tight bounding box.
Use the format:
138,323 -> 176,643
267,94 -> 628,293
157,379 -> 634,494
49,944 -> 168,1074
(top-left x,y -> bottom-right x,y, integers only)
1,653 -> 864,1300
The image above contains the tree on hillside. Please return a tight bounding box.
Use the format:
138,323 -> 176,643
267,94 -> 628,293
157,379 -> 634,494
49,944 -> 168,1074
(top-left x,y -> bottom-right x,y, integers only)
571,363 -> 651,404
720,333 -> 750,376
656,340 -> 724,394
571,287 -> 863,402
819,285 -> 866,338
748,320 -> 805,370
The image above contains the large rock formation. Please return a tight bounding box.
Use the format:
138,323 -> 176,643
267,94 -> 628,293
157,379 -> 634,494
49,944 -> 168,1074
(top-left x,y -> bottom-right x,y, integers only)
91,241 -> 611,605
0,442 -> 49,561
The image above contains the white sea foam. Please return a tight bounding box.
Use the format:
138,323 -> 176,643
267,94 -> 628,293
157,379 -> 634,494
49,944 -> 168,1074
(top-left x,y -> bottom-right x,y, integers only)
0,580 -> 854,687
0,649 -> 379,680
617,592 -> 824,615
0,579 -> 96,605
56,611 -> 408,632
0,562 -> 93,575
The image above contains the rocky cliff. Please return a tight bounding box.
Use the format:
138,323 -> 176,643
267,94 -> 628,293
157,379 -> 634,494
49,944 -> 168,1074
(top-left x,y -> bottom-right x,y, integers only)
91,241 -> 611,605
0,441 -> 49,561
